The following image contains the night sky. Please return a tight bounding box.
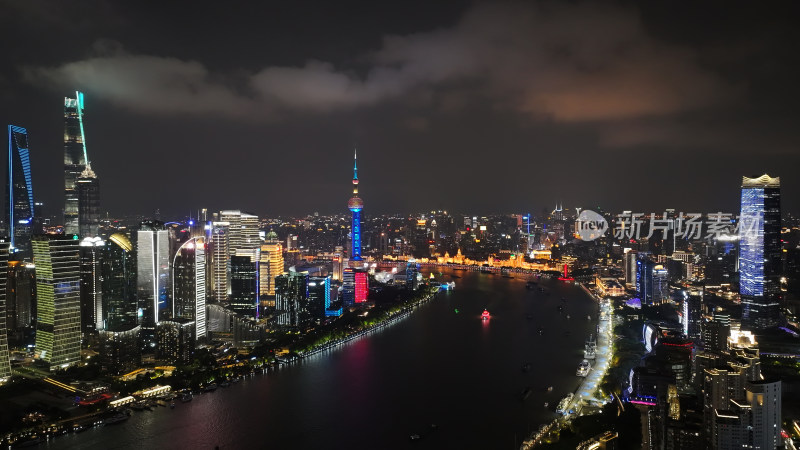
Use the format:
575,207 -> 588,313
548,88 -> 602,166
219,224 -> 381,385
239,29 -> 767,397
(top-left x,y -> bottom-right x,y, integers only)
2,1 -> 799,218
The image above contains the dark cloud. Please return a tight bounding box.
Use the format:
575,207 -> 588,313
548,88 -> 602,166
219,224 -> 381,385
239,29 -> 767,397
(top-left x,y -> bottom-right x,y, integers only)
22,3 -> 737,129
3,1 -> 799,217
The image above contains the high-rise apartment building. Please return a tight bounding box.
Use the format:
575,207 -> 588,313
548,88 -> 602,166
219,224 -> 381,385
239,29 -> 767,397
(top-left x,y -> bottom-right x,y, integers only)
739,174 -> 781,329
33,235 -> 81,371
99,325 -> 141,374
624,249 -> 638,286
172,237 -> 206,338
156,318 -> 195,365
745,380 -> 781,449
209,221 -> 230,300
6,125 -> 35,260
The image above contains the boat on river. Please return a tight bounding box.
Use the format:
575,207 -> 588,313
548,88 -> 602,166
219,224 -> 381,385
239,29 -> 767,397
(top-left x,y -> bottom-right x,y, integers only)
584,335 -> 597,360
556,393 -> 574,414
576,360 -> 592,377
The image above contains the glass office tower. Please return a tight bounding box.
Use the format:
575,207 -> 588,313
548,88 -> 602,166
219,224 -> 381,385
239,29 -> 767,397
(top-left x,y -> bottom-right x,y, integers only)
137,222 -> 169,347
33,235 -> 81,371
102,233 -> 137,329
6,125 -> 35,260
0,241 -> 10,383
739,174 -> 781,329
230,255 -> 258,318
172,237 -> 206,338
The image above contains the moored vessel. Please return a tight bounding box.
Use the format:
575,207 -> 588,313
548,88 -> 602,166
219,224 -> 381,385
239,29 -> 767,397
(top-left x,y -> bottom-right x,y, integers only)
576,359 -> 592,377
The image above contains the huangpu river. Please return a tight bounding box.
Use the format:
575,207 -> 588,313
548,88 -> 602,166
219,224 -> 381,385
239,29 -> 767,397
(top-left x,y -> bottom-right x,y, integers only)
43,268 -> 598,449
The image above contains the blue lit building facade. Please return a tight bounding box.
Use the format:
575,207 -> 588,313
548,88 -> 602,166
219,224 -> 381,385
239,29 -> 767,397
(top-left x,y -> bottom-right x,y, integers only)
308,275 -> 331,320
636,257 -> 654,305
342,150 -> 369,308
348,150 -> 363,262
6,125 -> 35,261
739,174 -> 781,329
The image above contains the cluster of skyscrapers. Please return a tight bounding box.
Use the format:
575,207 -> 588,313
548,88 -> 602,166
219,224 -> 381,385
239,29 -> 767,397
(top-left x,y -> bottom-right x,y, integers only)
0,95 -> 379,378
615,175 -> 787,449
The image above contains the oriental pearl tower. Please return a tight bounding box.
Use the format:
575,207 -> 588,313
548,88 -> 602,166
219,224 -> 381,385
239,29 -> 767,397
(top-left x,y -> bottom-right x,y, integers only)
348,149 -> 363,264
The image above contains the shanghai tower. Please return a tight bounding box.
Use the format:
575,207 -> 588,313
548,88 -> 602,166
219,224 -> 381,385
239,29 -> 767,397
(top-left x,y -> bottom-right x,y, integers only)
64,91 -> 91,236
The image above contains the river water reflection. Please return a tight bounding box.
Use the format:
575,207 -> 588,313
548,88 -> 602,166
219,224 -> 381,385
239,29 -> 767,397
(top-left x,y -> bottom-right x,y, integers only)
44,268 -> 598,450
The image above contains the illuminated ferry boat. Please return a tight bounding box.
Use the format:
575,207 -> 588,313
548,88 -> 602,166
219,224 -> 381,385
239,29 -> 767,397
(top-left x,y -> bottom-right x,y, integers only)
481,309 -> 491,320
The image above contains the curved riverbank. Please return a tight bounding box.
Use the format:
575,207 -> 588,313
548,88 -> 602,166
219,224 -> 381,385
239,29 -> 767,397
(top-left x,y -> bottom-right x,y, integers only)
38,269 -> 598,450
296,287 -> 439,359
520,284 -> 615,449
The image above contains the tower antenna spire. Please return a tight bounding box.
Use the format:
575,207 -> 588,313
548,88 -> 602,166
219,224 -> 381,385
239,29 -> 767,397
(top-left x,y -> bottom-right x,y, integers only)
353,147 -> 358,180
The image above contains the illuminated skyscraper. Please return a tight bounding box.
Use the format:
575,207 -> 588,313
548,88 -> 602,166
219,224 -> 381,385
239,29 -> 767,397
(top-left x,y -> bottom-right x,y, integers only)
33,235 -> 81,371
209,221 -> 230,300
342,267 -> 368,307
0,241 -> 10,384
79,236 -> 104,335
6,261 -> 34,335
101,233 -> 137,329
172,237 -> 206,339
77,165 -> 100,238
275,271 -> 308,327
137,222 -> 169,344
635,257 -> 655,305
682,291 -> 702,341
219,210 -> 260,254
230,255 -> 258,318
259,231 -> 284,304
309,275 -> 331,319
739,175 -> 781,329
6,125 -> 35,260
64,92 -> 90,235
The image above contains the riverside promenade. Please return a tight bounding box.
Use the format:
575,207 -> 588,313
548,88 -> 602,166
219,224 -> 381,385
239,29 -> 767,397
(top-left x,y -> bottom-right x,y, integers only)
520,285 -> 614,449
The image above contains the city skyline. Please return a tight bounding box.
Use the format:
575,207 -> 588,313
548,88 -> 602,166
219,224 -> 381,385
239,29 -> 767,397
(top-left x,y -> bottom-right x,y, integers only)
1,3 -> 798,448
1,1 -> 799,218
